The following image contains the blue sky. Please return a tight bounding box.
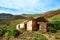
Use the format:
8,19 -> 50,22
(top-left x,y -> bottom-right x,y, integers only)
0,0 -> 60,15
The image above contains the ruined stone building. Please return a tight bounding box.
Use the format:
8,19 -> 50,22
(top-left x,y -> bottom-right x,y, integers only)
16,10 -> 60,32
26,16 -> 53,32
16,17 -> 52,32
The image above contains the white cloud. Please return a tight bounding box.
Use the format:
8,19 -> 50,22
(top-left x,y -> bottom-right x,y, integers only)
0,0 -> 60,14
0,10 -> 10,13
0,0 -> 40,9
0,0 -> 53,9
0,10 -> 23,15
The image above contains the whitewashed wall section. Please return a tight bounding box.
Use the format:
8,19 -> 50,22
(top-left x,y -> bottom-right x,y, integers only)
27,20 -> 32,31
16,23 -> 25,30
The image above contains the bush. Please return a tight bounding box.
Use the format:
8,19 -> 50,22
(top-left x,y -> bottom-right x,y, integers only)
51,20 -> 60,30
39,35 -> 48,40
4,28 -> 21,38
33,38 -> 38,40
5,31 -> 10,37
4,29 -> 11,37
48,20 -> 60,33
0,26 -> 7,37
10,29 -> 20,37
47,26 -> 56,33
0,29 -> 3,37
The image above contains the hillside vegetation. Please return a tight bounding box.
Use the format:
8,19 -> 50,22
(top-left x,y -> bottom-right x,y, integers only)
48,12 -> 60,40
49,14 -> 60,21
41,9 -> 60,20
0,9 -> 60,40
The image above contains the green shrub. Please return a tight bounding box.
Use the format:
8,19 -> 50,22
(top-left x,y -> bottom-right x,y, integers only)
48,20 -> 60,33
53,21 -> 60,30
47,26 -> 56,33
10,29 -> 20,37
33,38 -> 38,40
4,28 -> 21,37
4,29 -> 11,37
0,29 -> 3,37
0,26 -> 8,37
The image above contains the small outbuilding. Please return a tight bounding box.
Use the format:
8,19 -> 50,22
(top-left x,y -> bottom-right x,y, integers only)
16,17 -> 52,32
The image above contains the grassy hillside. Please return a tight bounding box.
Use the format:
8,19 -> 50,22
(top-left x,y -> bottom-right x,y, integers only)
41,9 -> 60,20
22,14 -> 42,19
49,14 -> 60,21
48,14 -> 60,40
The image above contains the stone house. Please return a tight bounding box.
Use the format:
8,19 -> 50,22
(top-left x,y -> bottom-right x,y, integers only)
16,17 -> 52,32
26,17 -> 52,32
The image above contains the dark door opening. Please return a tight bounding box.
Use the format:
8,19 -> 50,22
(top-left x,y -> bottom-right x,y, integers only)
25,24 -> 27,30
37,24 -> 39,31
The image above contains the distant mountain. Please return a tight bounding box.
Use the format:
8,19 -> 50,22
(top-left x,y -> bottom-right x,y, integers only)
0,13 -> 13,20
12,15 -> 27,20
